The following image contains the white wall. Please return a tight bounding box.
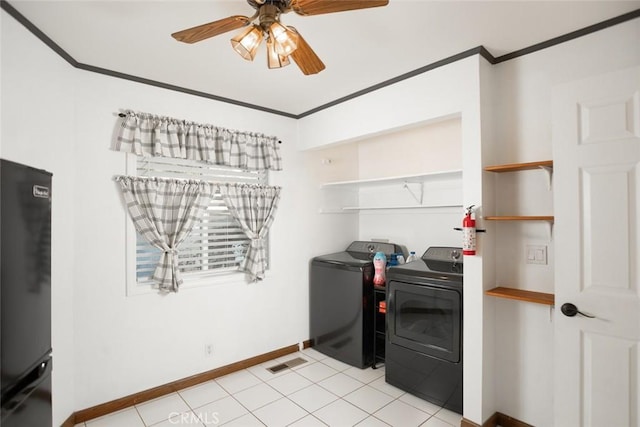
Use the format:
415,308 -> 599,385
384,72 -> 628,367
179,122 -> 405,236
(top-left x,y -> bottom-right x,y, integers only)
1,8 -> 358,421
69,71 -> 302,410
298,56 -> 494,424
356,118 -> 463,254
303,142 -> 360,251
309,119 -> 463,254
488,17 -> 640,427
5,3 -> 637,424
1,12 -> 77,424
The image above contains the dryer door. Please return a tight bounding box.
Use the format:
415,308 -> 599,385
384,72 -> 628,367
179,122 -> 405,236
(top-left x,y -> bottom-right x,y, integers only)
387,280 -> 461,363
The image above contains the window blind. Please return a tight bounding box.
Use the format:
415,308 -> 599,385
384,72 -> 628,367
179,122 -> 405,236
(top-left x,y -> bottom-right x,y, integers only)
135,157 -> 266,283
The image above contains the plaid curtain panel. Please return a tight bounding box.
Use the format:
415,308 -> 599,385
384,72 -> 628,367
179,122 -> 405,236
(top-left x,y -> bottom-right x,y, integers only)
115,110 -> 282,171
219,183 -> 282,281
116,176 -> 215,292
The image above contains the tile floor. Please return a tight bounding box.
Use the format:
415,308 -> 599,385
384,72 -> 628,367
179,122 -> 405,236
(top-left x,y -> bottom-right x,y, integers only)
77,348 -> 462,427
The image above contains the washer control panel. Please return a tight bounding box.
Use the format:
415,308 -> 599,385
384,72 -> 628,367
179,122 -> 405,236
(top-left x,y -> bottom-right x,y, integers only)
346,241 -> 405,257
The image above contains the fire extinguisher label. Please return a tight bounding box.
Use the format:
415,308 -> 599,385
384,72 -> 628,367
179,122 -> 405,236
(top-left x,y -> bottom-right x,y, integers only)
463,228 -> 476,255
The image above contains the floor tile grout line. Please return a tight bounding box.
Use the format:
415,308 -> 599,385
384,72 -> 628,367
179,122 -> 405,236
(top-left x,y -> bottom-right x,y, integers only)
135,403 -> 152,427
289,381 -> 343,414
214,368 -> 262,396
210,366 -> 271,425
227,392 -> 269,425
254,361 -> 376,425
312,396 -> 371,426
172,388 -> 206,426
368,395 -> 409,425
280,395 -> 314,427
233,377 -> 287,413
232,364 -> 305,424
80,353 -> 462,427
316,376 -> 366,400
293,413 -> 328,427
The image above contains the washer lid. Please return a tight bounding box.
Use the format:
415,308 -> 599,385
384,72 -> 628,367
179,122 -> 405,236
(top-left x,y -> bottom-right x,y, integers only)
311,241 -> 406,268
311,251 -> 372,268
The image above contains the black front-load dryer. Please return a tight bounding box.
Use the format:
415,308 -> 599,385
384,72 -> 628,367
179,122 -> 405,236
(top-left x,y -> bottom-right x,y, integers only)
309,241 -> 405,369
386,247 -> 464,414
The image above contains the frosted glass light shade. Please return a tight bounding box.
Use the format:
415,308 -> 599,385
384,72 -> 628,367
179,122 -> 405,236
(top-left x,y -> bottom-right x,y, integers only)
266,37 -> 290,69
230,25 -> 263,61
269,22 -> 298,56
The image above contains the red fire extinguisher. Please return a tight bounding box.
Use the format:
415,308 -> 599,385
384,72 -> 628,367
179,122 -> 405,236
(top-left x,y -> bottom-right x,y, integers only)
462,205 -> 476,255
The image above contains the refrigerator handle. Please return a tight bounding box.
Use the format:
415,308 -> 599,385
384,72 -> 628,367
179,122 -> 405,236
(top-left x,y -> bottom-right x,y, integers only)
36,359 -> 49,377
1,357 -> 52,419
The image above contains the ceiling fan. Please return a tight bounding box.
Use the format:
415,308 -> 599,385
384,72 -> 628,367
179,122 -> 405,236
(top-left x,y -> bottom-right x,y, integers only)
171,0 -> 389,75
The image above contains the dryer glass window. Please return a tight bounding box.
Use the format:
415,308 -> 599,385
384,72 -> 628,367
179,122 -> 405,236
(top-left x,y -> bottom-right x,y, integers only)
388,281 -> 461,363
396,292 -> 454,352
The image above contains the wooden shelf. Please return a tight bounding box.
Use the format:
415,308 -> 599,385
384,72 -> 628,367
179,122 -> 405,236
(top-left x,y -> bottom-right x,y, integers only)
484,160 -> 553,173
486,287 -> 555,306
484,215 -> 554,222
485,161 -> 555,306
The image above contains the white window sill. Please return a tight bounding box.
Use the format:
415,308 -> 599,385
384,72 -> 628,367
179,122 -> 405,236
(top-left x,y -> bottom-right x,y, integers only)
127,269 -> 273,296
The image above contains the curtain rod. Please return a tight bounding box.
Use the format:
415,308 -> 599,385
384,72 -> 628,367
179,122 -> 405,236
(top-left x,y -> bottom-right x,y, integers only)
117,112 -> 282,144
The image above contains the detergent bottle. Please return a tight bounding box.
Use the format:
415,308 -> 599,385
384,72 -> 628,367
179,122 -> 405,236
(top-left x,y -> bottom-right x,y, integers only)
373,252 -> 387,286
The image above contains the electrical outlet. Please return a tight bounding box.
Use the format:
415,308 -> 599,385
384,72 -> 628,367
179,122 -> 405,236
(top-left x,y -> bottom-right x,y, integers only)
526,245 -> 547,265
204,344 -> 214,358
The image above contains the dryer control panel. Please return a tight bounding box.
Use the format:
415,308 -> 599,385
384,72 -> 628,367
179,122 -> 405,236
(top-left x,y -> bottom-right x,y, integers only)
422,246 -> 464,264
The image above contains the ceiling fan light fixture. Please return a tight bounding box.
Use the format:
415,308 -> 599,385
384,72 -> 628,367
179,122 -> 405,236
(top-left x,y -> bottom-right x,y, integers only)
269,22 -> 298,56
230,25 -> 263,61
266,37 -> 290,69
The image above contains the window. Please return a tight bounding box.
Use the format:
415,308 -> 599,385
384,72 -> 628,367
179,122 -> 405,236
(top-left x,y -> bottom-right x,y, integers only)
126,155 -> 267,294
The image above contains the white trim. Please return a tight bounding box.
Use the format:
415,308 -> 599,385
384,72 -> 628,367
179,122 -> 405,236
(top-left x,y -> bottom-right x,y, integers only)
128,270 -> 248,296
124,153 -> 138,296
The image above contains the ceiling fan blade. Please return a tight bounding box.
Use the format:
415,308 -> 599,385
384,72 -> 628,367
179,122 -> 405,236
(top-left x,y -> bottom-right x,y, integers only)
172,15 -> 250,44
290,0 -> 388,16
289,29 -> 326,75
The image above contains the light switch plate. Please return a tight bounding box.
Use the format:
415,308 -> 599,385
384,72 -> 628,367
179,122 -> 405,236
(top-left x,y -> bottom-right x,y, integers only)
526,245 -> 547,265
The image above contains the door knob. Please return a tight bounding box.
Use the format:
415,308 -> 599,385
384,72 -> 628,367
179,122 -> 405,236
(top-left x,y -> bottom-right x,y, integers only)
561,303 -> 595,318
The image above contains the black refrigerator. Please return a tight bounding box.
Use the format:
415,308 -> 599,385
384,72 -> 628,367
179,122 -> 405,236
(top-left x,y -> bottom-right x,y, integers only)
0,159 -> 53,427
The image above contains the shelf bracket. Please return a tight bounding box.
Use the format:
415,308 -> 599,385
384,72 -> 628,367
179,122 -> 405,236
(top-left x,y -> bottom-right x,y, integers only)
403,181 -> 423,204
539,166 -> 553,190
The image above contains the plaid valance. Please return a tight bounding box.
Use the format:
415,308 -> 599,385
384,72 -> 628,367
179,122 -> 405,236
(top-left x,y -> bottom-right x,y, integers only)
115,110 -> 282,171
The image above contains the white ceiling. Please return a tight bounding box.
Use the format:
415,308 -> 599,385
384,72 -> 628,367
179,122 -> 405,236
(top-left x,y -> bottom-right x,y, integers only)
6,0 -> 639,116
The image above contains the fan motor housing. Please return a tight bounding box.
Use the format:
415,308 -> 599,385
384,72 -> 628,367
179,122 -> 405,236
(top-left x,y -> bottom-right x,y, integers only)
258,4 -> 281,29
247,0 -> 290,12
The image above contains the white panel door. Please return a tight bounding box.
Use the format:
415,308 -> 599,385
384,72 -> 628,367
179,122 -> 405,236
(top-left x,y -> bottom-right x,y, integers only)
553,66 -> 640,427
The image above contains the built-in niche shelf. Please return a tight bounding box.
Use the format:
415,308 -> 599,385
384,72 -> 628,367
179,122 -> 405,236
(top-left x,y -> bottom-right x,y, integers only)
319,170 -> 462,212
484,160 -> 555,305
484,160 -> 554,229
484,215 -> 554,222
342,204 -> 463,211
485,286 -> 555,306
320,170 -> 462,189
